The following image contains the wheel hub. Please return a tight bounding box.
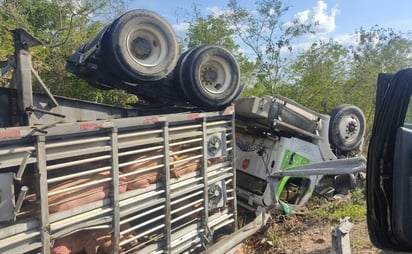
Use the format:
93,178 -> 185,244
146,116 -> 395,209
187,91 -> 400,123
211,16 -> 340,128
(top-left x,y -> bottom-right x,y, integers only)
132,37 -> 152,59
201,66 -> 223,91
346,119 -> 358,135
203,68 -> 217,82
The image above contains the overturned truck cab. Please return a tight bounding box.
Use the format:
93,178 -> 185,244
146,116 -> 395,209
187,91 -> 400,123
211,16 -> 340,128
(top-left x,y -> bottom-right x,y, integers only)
235,95 -> 367,213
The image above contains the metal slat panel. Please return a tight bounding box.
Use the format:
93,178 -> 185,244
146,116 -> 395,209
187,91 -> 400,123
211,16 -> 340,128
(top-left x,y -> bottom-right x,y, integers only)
0,107 -> 234,254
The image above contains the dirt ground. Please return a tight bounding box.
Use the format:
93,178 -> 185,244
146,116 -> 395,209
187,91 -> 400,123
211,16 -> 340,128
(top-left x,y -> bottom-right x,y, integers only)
237,197 -> 382,254
239,214 -> 380,254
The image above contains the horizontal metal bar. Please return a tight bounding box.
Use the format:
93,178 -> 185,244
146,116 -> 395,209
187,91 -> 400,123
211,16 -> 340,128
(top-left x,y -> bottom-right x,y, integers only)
207,168 -> 233,181
211,218 -> 235,232
171,235 -> 201,253
207,161 -> 231,172
48,176 -> 111,196
170,190 -> 203,205
120,198 -> 166,219
271,156 -> 367,177
170,175 -> 203,191
171,207 -> 203,224
119,186 -> 165,203
169,138 -> 202,147
169,154 -> 202,166
208,212 -> 233,229
119,190 -> 165,214
118,145 -> 164,157
0,229 -> 40,248
171,225 -> 202,244
0,146 -> 35,155
45,136 -> 110,149
169,146 -> 202,157
45,145 -> 111,161
50,208 -> 112,232
205,120 -> 230,127
46,154 -> 110,170
0,158 -> 36,170
169,131 -> 202,141
51,217 -> 112,239
169,123 -> 201,131
120,165 -> 163,181
47,166 -> 111,184
134,223 -> 165,241
0,240 -> 42,254
170,182 -> 204,199
0,220 -> 39,240
50,198 -> 110,223
119,154 -> 164,168
118,129 -> 163,139
118,137 -> 164,149
121,205 -> 165,228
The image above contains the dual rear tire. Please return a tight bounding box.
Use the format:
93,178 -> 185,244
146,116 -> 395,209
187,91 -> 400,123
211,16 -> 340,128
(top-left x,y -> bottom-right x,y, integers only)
68,9 -> 242,109
176,46 -> 241,109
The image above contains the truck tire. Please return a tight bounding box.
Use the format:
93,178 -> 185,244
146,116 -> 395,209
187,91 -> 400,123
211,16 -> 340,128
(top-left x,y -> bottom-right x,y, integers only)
102,9 -> 179,82
179,45 -> 240,109
329,104 -> 365,152
174,48 -> 196,100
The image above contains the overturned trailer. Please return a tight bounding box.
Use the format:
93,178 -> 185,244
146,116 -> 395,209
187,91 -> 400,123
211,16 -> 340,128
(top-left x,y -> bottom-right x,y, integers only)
0,10 -> 248,254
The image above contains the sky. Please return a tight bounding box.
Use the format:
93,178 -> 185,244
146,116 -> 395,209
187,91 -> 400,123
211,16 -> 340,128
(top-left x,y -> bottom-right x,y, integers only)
128,0 -> 412,51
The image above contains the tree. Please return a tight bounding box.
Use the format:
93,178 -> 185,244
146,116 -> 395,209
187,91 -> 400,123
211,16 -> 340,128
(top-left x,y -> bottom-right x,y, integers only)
0,0 -> 136,106
227,0 -> 312,94
279,27 -> 412,139
347,26 -> 412,137
185,6 -> 237,50
281,39 -> 350,113
183,4 -> 256,88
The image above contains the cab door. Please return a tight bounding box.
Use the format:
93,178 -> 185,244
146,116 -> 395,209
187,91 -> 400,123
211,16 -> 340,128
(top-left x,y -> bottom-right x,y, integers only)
367,69 -> 412,251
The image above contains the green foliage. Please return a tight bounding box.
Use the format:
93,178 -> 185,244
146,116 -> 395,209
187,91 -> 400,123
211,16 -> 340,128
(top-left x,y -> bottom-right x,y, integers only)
185,6 -> 237,50
266,230 -> 282,248
311,188 -> 366,222
347,27 -> 412,136
0,0 -> 138,107
182,0 -> 312,96
281,39 -> 350,113
227,0 -> 312,93
183,4 -> 256,89
2,0 -> 412,115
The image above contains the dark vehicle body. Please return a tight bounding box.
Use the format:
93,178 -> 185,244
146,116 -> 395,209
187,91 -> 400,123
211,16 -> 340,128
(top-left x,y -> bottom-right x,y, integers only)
367,69 -> 412,251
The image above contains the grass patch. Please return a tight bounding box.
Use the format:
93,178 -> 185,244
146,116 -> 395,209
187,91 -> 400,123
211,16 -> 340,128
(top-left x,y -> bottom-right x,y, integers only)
311,188 -> 366,222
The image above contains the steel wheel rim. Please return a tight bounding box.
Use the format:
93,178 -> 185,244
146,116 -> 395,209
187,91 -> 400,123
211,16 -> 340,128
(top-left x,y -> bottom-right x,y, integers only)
198,56 -> 231,95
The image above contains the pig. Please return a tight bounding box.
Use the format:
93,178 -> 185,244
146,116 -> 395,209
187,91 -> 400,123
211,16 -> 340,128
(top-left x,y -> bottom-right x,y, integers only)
121,149 -> 169,190
48,171 -> 127,213
122,149 -> 202,189
51,225 -> 137,254
170,152 -> 200,179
